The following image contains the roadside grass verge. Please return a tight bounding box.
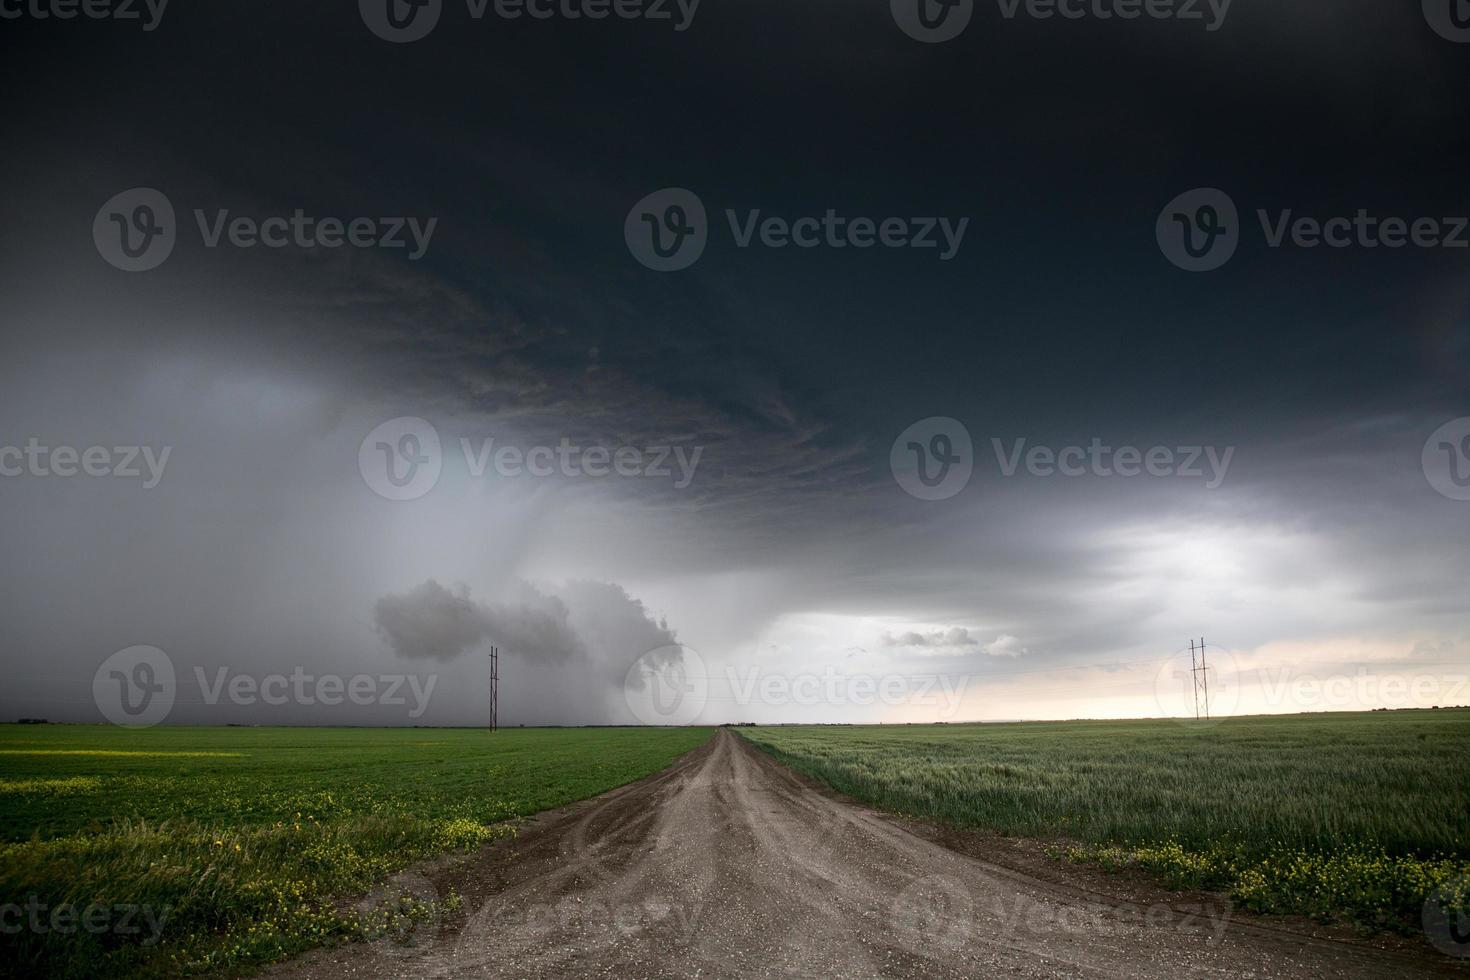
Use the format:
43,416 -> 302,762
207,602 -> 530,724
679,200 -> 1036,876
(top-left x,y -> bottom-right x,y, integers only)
739,711 -> 1470,933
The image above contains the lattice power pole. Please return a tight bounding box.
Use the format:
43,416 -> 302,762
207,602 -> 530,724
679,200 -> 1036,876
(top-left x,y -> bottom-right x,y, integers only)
1189,637 -> 1210,720
488,645 -> 499,732
1199,637 -> 1210,720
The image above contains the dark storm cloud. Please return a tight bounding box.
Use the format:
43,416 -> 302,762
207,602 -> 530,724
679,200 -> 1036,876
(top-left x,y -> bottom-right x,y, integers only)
10,0 -> 1465,484
373,579 -> 584,663
1,0 -> 1468,726
373,578 -> 675,676
373,580 -> 491,662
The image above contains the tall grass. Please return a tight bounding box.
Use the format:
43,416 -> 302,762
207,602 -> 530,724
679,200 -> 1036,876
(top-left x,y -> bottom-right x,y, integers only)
741,711 -> 1470,930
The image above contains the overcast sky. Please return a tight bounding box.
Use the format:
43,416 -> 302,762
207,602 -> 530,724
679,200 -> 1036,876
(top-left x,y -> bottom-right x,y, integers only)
1,0 -> 1468,726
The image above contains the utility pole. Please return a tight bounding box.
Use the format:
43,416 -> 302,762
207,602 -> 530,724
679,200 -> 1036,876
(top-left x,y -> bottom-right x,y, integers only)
488,645 -> 499,732
1189,637 -> 1210,720
1199,637 -> 1210,720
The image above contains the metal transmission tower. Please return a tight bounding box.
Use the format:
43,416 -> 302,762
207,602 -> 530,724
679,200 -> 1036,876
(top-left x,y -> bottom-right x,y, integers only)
1188,637 -> 1210,720
488,645 -> 499,732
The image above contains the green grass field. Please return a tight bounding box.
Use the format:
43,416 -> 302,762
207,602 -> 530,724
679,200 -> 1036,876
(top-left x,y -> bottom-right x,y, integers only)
0,725 -> 712,978
740,711 -> 1470,932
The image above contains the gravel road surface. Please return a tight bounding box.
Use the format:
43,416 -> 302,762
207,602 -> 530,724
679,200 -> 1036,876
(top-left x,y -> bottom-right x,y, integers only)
268,728 -> 1466,979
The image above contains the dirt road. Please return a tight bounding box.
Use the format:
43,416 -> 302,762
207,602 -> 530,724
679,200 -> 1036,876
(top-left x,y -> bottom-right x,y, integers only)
270,729 -> 1464,979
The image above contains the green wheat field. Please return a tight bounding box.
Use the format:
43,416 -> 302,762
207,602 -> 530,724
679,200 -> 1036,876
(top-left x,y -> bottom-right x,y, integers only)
5,713 -> 1468,978
0,725 -> 712,978
742,710 -> 1470,934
